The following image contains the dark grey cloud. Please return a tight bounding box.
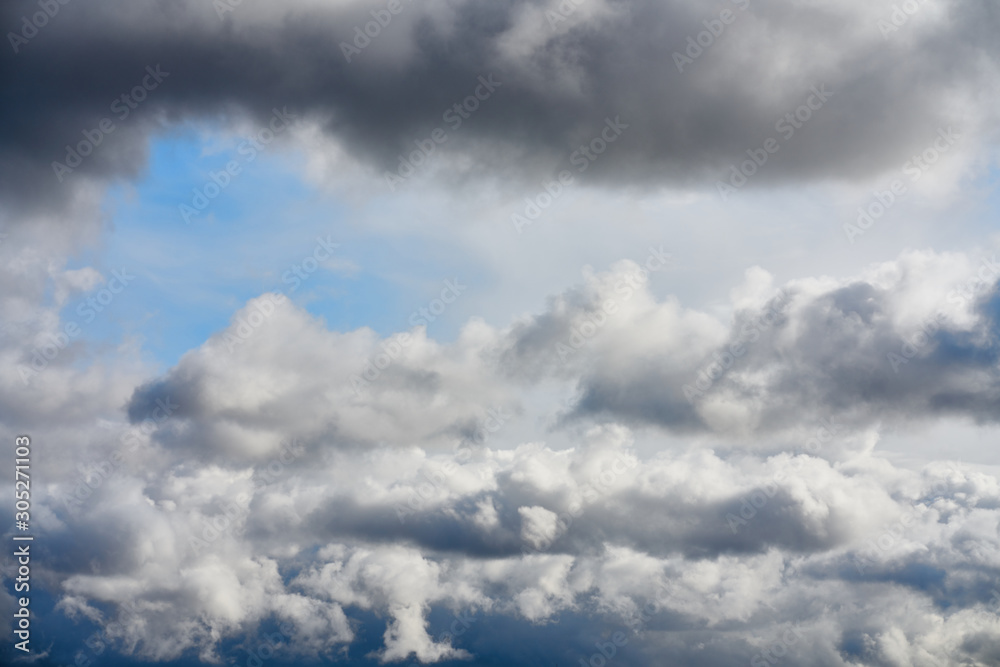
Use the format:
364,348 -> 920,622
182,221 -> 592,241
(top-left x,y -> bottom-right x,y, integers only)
1,0 -> 997,226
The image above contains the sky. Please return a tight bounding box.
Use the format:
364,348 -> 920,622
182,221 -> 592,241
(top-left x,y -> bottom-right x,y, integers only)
2,0 -> 1000,665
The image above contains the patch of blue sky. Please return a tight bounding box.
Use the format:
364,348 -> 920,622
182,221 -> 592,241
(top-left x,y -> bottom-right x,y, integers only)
58,126 -> 485,370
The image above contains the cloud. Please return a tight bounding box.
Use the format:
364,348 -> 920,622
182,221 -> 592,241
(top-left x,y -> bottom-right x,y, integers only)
2,248 -> 990,663
119,247 -> 1000,461
28,428 -> 1000,664
501,249 -> 1000,438
0,117 -> 996,663
2,0 -> 998,231
3,1 -> 1000,664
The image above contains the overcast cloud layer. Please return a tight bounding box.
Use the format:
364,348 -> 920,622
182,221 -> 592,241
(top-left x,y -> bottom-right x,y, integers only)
2,1 -> 1000,666
2,0 -> 999,221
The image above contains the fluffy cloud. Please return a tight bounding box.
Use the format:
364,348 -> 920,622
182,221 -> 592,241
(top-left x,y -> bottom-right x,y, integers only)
503,249 -> 1000,438
126,248 -> 1000,462
2,1 -> 999,664
2,247 -> 997,664
26,422 -> 1000,665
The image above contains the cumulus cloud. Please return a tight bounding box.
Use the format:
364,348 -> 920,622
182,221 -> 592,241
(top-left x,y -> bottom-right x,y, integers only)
3,1 -> 1000,663
24,417 -> 1000,665
124,248 -> 1000,462
1,247 -> 995,664
502,250 -> 1000,438
2,0 -> 998,230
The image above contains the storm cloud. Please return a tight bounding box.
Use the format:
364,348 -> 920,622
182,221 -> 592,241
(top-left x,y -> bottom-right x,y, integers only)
2,0 -> 998,223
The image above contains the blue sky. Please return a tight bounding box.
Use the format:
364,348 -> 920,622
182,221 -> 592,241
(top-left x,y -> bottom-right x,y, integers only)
60,128 -> 1000,375
61,128 -> 490,371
